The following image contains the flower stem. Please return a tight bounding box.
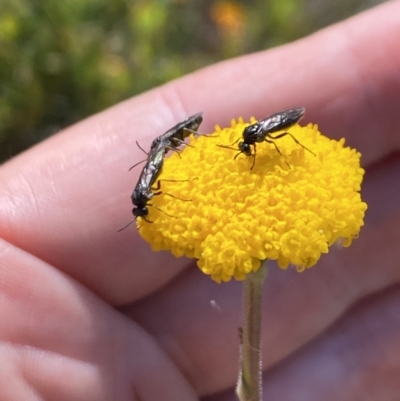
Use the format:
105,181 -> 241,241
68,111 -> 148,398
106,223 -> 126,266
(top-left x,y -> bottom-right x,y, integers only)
236,264 -> 267,401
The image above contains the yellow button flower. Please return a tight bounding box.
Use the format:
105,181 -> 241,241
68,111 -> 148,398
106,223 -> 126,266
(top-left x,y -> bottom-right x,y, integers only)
138,116 -> 367,283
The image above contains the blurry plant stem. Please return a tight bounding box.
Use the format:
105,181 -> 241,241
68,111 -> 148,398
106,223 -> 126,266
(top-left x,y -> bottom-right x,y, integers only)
236,264 -> 267,401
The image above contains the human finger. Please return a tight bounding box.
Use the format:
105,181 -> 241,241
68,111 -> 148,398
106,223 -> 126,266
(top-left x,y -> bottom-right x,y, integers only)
0,237 -> 197,401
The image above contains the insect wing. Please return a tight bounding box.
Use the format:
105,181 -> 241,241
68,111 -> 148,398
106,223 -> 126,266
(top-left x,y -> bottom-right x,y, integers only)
260,107 -> 305,134
132,167 -> 152,205
184,112 -> 203,132
146,143 -> 165,187
148,142 -> 165,169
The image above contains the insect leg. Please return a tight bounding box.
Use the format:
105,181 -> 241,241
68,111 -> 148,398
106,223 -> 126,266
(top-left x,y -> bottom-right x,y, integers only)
148,203 -> 176,218
250,144 -> 257,170
233,151 -> 243,160
264,138 -> 290,168
171,136 -> 195,148
165,145 -> 183,158
268,132 -> 316,156
152,180 -> 192,201
183,128 -> 219,138
152,179 -> 162,194
164,193 -> 192,202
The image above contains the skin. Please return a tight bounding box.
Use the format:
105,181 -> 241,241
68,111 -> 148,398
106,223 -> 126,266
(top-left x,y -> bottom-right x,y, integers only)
1,1 -> 400,400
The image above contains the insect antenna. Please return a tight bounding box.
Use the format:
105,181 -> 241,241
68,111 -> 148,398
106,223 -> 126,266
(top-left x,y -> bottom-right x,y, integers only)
129,159 -> 146,171
128,140 -> 149,171
217,136 -> 241,151
230,137 -> 241,146
136,140 -> 148,155
217,144 -> 239,151
117,219 -> 136,232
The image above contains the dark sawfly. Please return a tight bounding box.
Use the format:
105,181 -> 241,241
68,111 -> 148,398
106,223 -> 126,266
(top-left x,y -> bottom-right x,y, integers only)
118,142 -> 165,231
131,141 -> 165,222
119,113 -> 206,231
219,107 -> 315,169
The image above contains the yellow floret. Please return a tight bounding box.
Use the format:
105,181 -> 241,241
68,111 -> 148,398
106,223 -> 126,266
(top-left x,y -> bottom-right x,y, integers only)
138,118 -> 367,283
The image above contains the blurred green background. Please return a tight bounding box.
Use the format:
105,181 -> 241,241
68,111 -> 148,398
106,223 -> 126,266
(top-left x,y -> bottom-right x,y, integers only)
0,0 -> 385,162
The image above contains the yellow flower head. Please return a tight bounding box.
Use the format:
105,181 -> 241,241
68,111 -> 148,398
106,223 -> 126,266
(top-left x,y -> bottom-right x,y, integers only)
138,116 -> 367,283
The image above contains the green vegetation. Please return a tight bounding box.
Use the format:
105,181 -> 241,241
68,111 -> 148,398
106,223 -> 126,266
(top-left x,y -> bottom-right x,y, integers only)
0,0 -> 383,161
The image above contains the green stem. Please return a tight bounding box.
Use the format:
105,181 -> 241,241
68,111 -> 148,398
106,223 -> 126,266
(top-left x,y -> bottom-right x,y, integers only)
236,264 -> 267,401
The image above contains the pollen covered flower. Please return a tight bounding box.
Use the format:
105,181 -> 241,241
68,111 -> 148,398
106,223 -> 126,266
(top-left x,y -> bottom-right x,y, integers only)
138,117 -> 367,283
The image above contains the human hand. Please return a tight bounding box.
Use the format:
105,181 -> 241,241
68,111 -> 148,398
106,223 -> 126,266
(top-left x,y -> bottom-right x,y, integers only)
1,2 -> 400,400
